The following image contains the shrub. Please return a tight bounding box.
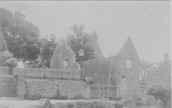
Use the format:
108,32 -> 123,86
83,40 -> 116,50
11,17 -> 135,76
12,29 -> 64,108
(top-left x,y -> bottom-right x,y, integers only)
0,50 -> 17,68
147,84 -> 171,108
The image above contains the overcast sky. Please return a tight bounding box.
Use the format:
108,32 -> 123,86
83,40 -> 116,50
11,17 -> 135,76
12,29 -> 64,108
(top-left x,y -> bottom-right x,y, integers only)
0,1 -> 171,62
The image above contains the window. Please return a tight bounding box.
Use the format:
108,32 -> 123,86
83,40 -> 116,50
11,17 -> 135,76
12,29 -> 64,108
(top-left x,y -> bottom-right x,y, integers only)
126,60 -> 132,68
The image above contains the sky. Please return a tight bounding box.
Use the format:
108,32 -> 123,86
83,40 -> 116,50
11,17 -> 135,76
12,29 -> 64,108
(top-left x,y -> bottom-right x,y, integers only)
0,1 -> 171,63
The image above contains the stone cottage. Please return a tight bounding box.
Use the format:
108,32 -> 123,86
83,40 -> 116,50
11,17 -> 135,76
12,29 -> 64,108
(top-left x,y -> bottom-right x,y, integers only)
83,37 -> 142,99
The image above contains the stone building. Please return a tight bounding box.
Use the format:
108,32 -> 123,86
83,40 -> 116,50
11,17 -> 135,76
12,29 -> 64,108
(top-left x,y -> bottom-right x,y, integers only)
144,54 -> 171,87
83,37 -> 142,99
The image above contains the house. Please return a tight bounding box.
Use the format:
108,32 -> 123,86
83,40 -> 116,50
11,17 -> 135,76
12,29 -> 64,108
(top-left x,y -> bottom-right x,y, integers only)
83,37 -> 142,99
144,54 -> 171,87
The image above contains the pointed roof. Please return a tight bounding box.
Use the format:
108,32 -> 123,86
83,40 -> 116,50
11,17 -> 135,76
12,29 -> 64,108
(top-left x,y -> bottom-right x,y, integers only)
87,32 -> 104,59
91,30 -> 98,41
118,37 -> 141,64
83,36 -> 142,85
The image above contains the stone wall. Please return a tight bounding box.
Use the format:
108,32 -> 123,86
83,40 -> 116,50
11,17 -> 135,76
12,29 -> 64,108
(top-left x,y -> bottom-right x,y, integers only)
13,68 -> 81,80
0,75 -> 17,97
16,73 -> 25,98
24,78 -> 86,99
0,66 -> 9,75
13,68 -> 89,99
13,68 -> 118,99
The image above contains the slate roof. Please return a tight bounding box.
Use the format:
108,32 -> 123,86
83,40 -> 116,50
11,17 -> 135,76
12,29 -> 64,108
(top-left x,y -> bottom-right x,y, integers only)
118,37 -> 141,65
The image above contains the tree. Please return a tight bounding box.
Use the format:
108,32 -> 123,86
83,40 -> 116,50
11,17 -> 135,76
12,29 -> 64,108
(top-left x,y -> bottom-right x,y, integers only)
0,8 -> 40,61
0,50 -> 17,67
147,84 -> 171,108
38,34 -> 56,68
66,24 -> 95,62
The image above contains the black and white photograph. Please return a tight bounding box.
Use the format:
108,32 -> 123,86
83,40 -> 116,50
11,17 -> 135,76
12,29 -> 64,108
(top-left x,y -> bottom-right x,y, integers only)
0,1 -> 171,108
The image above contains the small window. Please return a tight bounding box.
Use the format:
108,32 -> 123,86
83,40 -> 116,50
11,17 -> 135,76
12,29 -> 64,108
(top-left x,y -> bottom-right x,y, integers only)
126,60 -> 132,68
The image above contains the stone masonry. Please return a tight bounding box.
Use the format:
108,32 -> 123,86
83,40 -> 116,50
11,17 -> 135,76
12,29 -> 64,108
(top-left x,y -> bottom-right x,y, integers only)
24,78 -> 86,99
0,67 -> 17,97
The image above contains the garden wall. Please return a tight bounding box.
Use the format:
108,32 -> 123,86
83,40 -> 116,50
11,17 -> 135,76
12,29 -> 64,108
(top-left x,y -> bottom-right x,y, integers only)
0,66 -> 9,75
23,78 -> 87,99
0,75 -> 17,97
13,68 -> 81,80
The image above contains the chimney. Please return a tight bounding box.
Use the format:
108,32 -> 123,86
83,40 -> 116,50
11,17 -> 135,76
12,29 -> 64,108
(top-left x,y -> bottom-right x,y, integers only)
164,53 -> 169,62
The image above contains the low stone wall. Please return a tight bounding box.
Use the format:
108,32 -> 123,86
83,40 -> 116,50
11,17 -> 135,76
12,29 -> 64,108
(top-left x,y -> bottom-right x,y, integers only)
16,74 -> 25,98
13,68 -> 81,80
24,78 -> 86,99
0,75 -> 17,97
0,66 -> 9,75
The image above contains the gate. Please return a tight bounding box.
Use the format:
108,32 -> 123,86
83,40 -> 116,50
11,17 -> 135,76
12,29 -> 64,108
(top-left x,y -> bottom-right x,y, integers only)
90,85 -> 116,99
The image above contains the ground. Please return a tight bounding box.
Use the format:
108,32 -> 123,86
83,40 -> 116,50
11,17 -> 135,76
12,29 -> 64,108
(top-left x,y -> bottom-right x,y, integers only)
0,97 -> 158,108
0,97 -> 114,108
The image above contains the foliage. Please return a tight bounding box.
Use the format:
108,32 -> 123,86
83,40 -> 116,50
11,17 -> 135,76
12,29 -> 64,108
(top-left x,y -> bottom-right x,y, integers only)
85,77 -> 95,84
66,24 -> 96,62
147,84 -> 171,107
38,34 -> 56,68
0,50 -> 17,68
0,8 -> 40,61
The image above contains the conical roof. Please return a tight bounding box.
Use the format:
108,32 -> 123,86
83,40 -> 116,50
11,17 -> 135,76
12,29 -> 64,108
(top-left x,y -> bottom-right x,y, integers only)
118,37 -> 141,64
87,31 -> 104,59
50,41 -> 63,68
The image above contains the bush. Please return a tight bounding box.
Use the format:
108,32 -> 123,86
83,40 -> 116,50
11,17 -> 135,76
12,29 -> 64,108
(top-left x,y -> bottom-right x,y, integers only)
147,84 -> 171,108
0,50 -> 17,68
